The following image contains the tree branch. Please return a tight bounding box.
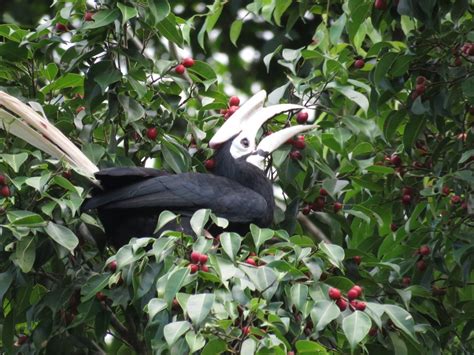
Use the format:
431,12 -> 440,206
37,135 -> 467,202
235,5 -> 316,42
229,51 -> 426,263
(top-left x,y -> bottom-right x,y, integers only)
297,213 -> 331,244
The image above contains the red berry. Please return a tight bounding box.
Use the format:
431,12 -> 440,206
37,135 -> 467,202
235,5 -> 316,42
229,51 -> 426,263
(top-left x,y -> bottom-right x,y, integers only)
333,202 -> 343,213
451,195 -> 461,204
349,300 -> 359,309
402,276 -> 411,287
369,327 -> 378,336
95,292 -> 107,301
302,205 -> 311,215
199,254 -> 208,264
55,23 -> 68,32
84,12 -> 94,21
182,58 -> 195,68
347,289 -> 359,300
402,187 -> 414,196
175,64 -> 186,74
146,127 -> 158,140
328,287 -> 342,300
228,96 -> 240,107
390,155 -> 402,166
415,83 -> 425,94
319,188 -> 328,196
204,159 -> 215,170
416,259 -> 427,272
351,285 -> 363,297
354,59 -> 365,69
76,106 -> 85,113
374,0 -> 387,10
353,256 -> 361,265
292,139 -> 306,149
336,298 -> 347,311
108,260 -> 117,272
190,251 -> 201,263
296,111 -> 309,124
0,175 -> 6,185
242,326 -> 251,335
200,264 -> 209,272
461,201 -> 468,210
418,245 -> 430,256
416,76 -> 426,85
189,264 -> 199,273
402,194 -> 412,205
288,352 -> 295,355
245,258 -> 257,266
227,105 -> 239,116
442,186 -> 450,195
390,223 -> 398,232
220,108 -> 228,115
17,334 -> 28,345
454,57 -> 462,66
289,151 -> 302,160
355,301 -> 366,311
0,185 -> 10,197
311,197 -> 325,211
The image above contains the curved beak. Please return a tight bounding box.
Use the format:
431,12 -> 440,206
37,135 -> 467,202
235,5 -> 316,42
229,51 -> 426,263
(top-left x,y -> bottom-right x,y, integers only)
209,90 -> 304,148
247,124 -> 317,169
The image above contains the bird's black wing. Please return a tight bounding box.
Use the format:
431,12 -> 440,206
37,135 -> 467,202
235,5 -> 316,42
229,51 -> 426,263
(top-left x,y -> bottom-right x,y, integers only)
82,173 -> 268,224
95,167 -> 170,190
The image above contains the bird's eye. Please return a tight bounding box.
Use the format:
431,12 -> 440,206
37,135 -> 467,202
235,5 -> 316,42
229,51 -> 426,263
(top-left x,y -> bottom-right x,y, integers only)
240,138 -> 249,148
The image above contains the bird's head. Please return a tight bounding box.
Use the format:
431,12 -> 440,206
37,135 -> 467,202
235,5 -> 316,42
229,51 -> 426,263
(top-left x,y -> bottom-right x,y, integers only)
209,90 -> 316,170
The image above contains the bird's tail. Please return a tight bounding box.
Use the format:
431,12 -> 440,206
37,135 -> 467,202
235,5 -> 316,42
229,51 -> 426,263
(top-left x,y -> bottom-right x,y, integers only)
0,91 -> 99,183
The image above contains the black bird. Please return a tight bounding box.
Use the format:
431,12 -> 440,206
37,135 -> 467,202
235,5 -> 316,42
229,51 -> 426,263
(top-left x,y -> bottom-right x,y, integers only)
0,91 -> 315,248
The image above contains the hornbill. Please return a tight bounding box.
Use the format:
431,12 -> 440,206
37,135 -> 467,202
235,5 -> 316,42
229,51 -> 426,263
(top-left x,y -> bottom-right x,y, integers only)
0,91 -> 315,248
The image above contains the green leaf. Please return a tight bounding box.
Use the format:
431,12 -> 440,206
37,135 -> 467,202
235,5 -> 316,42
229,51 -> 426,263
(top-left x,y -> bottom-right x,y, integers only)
291,284 -> 309,311
185,331 -> 206,353
41,63 -> 58,81
156,14 -> 183,47
82,9 -> 120,29
91,61 -> 122,93
250,224 -> 274,253
220,232 -> 241,261
0,271 -> 13,304
403,117 -> 425,152
241,265 -> 278,300
117,3 -> 138,25
383,110 -> 406,141
273,0 -> 291,26
342,311 -> 371,350
154,210 -> 178,234
118,95 -> 145,125
44,222 -> 79,253
163,321 -> 191,346
190,209 -> 210,236
81,274 -> 110,302
187,61 -> 217,90
461,76 -> 474,97
296,340 -> 330,354
164,268 -> 189,303
148,0 -> 170,24
241,338 -> 257,354
186,293 -> 215,326
201,339 -> 227,355
230,20 -> 243,46
15,235 -> 36,273
82,143 -> 106,165
7,210 -> 44,226
374,52 -> 398,85
319,242 -> 345,269
1,153 -> 28,173
384,305 -> 417,341
327,82 -> 369,113
42,73 -> 84,94
310,300 -> 341,331
146,298 -> 167,320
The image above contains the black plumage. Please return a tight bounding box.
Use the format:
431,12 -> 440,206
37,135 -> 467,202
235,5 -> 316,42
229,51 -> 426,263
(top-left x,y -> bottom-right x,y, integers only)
81,139 -> 275,248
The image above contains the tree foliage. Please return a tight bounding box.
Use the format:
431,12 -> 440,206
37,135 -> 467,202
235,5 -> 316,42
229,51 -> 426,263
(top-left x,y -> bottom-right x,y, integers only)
0,0 -> 473,353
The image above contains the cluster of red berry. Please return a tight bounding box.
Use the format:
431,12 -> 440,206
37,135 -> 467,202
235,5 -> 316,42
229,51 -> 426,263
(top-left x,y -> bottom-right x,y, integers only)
302,188 -> 343,215
175,57 -> 195,75
328,285 -> 366,312
189,251 -> 209,273
220,96 -> 241,120
411,76 -> 428,100
415,244 -> 430,272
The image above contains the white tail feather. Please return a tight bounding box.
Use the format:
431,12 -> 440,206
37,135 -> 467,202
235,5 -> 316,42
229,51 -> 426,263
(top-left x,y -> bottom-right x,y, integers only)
0,91 -> 99,183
